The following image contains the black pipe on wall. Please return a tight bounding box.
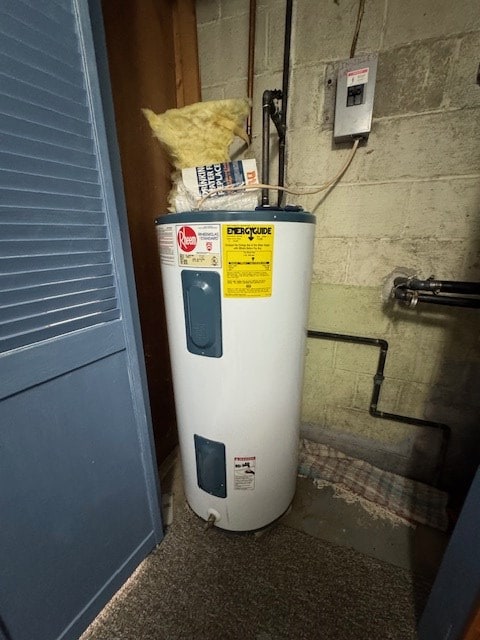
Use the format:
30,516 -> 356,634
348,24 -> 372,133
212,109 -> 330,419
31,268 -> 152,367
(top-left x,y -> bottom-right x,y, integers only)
391,276 -> 480,309
277,0 -> 293,208
261,90 -> 272,207
307,330 -> 451,486
394,289 -> 480,309
394,277 -> 480,296
261,89 -> 283,207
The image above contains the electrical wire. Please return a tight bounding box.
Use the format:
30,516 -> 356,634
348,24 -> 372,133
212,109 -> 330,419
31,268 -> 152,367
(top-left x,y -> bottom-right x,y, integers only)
195,138 -> 360,210
350,0 -> 366,58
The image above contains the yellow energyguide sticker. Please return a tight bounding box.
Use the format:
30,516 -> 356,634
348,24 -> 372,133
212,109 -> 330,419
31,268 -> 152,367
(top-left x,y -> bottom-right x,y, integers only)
222,224 -> 274,297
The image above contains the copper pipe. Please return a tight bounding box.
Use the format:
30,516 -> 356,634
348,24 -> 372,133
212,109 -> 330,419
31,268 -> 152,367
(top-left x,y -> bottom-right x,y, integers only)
246,0 -> 256,141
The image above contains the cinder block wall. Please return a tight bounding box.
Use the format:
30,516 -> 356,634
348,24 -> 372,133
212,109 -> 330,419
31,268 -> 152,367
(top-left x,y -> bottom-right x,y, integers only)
196,0 -> 480,495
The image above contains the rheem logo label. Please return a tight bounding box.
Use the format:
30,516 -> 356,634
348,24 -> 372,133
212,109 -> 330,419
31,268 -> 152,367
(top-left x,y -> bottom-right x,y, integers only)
177,226 -> 197,252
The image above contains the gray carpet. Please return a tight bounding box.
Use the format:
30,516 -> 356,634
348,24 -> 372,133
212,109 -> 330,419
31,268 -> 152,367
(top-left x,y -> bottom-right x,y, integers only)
82,505 -> 431,640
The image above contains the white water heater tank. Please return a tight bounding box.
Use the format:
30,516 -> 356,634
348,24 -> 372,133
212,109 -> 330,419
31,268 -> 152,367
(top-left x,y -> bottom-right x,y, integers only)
155,210 -> 315,531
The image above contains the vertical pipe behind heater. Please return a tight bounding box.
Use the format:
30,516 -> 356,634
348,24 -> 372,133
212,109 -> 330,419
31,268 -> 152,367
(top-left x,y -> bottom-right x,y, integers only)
277,0 -> 293,208
246,0 -> 256,141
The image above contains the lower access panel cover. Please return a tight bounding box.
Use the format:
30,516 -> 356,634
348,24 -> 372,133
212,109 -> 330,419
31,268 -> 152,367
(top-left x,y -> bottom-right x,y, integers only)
194,434 -> 227,498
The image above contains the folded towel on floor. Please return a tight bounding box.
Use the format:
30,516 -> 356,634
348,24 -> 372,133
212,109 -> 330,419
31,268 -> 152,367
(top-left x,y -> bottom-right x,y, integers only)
298,438 -> 449,531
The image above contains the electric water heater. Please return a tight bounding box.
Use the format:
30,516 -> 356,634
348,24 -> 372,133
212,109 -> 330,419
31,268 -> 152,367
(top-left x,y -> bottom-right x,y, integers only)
156,210 -> 315,531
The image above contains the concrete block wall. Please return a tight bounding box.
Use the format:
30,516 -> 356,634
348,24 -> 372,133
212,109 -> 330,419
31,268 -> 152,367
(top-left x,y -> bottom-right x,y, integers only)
196,0 -> 480,494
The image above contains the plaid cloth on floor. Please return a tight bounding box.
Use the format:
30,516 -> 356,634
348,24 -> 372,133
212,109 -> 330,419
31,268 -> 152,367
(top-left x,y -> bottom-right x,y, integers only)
298,438 -> 449,531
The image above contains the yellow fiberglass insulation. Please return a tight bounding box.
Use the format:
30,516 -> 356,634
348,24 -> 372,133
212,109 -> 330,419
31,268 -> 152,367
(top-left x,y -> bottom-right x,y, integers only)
142,98 -> 250,170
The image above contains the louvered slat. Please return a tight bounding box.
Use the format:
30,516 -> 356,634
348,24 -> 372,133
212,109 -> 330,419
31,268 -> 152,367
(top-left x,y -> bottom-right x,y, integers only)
1,76 -> 90,123
0,224 -> 106,240
0,12 -> 80,69
0,95 -> 93,138
0,240 -> 109,257
0,252 -> 112,274
0,0 -> 121,353
17,0 -> 75,26
2,287 -> 117,323
1,0 -> 83,53
0,172 -> 101,198
0,275 -> 115,306
0,209 -> 105,225
0,113 -> 94,153
0,30 -> 84,88
1,131 -> 96,169
0,53 -> 86,104
0,152 -> 99,185
1,309 -> 121,353
1,191 -> 103,210
0,264 -> 113,291
1,299 -> 119,340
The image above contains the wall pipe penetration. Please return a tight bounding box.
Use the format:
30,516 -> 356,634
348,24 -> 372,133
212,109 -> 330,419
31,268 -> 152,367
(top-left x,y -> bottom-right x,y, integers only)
307,330 -> 451,487
392,277 -> 480,309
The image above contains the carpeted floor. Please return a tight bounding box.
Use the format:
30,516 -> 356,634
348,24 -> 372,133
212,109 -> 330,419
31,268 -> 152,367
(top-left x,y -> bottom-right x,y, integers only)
82,505 -> 431,640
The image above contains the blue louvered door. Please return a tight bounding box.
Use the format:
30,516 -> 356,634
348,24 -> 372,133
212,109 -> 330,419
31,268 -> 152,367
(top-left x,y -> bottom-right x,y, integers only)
0,2 -> 162,640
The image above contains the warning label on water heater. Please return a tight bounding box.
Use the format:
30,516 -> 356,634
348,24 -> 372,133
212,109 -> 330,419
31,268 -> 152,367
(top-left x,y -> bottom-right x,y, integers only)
222,224 -> 274,297
234,456 -> 256,490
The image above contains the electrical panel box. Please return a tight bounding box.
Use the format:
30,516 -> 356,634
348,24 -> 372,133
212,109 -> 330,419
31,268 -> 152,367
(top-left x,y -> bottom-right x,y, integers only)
334,53 -> 378,143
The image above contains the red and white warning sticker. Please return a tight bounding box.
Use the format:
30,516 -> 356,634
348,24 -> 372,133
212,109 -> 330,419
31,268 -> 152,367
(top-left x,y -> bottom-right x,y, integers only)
176,224 -> 221,267
347,67 -> 369,86
234,456 -> 256,490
